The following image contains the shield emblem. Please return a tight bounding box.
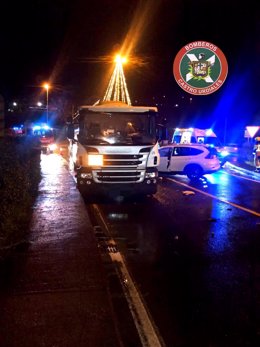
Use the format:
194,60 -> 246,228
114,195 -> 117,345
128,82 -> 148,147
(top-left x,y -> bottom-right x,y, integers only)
190,61 -> 209,77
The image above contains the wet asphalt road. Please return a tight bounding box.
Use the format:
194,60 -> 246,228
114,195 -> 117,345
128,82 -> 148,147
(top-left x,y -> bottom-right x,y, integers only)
93,169 -> 260,347
1,149 -> 260,347
0,153 -> 121,347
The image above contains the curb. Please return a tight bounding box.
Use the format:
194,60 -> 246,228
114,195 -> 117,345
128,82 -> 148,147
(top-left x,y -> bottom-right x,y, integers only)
225,161 -> 260,180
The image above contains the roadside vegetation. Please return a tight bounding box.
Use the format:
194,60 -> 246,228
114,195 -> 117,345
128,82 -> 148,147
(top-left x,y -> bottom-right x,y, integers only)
0,136 -> 41,260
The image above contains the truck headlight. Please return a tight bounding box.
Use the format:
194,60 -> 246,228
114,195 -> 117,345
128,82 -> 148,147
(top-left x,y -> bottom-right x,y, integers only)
48,143 -> 57,151
80,173 -> 92,179
88,154 -> 103,166
145,171 -> 157,178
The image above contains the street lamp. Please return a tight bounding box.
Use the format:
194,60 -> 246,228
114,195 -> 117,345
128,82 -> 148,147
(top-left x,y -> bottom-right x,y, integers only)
43,83 -> 50,124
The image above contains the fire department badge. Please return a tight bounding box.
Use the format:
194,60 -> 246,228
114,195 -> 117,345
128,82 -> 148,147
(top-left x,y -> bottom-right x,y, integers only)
173,41 -> 228,95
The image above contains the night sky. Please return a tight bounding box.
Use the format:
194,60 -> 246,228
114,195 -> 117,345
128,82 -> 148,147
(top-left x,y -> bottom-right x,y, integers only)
1,0 -> 260,139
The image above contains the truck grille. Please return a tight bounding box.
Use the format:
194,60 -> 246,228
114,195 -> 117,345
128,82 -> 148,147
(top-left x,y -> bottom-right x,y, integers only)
103,154 -> 144,167
93,153 -> 148,184
93,170 -> 145,183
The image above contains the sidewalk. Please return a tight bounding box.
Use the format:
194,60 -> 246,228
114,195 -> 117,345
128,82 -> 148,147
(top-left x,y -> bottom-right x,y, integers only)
0,154 -> 121,347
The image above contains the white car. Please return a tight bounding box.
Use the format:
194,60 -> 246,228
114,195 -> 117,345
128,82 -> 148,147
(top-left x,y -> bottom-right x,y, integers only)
158,144 -> 221,179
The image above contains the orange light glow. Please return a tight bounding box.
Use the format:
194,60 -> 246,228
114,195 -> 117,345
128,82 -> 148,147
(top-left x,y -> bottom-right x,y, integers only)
115,54 -> 127,64
43,83 -> 50,90
88,154 -> 103,166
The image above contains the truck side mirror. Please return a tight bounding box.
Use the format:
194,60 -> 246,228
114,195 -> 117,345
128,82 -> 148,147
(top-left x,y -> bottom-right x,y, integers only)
67,124 -> 74,139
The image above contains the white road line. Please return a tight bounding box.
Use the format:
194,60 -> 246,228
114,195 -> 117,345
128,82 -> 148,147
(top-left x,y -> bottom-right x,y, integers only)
92,204 -> 165,347
166,177 -> 260,218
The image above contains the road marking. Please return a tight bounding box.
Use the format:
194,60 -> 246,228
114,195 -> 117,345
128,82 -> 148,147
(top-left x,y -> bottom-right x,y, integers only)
92,204 -> 165,347
167,177 -> 260,218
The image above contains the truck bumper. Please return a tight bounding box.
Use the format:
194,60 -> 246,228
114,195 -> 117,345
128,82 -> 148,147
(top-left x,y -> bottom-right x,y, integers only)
76,167 -> 158,197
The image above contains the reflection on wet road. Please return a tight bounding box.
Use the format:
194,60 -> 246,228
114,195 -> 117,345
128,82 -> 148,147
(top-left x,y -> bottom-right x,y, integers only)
0,153 -> 121,347
92,169 -> 260,347
20,153 -> 260,347
164,169 -> 260,216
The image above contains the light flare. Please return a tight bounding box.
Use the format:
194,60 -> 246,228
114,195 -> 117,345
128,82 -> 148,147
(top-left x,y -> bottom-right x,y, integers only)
103,54 -> 131,105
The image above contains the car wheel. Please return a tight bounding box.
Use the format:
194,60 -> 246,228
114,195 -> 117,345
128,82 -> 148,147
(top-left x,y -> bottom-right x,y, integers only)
185,164 -> 203,180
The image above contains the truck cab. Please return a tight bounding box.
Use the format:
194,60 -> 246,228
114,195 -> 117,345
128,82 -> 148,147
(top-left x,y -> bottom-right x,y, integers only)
67,101 -> 159,198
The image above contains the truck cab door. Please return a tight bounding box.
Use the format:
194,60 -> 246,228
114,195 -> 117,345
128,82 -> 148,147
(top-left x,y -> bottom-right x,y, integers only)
169,147 -> 183,171
158,147 -> 172,172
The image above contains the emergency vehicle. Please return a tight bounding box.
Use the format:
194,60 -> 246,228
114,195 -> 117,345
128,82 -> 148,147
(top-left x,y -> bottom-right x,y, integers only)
32,124 -> 57,153
172,127 -> 228,165
67,101 -> 159,198
172,128 -> 221,146
6,125 -> 25,137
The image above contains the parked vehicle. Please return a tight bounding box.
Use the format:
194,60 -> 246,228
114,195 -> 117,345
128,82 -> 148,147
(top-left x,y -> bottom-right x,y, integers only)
158,143 -> 220,179
172,127 -> 227,166
172,128 -> 221,146
6,125 -> 25,137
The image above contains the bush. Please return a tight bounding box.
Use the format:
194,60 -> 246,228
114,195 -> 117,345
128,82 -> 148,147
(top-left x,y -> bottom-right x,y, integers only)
0,136 -> 41,258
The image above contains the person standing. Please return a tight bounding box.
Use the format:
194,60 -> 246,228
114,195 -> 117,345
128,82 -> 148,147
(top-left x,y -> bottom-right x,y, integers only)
253,137 -> 260,172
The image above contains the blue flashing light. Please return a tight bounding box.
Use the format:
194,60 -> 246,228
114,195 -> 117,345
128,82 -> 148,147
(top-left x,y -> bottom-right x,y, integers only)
33,124 -> 52,132
220,150 -> 229,157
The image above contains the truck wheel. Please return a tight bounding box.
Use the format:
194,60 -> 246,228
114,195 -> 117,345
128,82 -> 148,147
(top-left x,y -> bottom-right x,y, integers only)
185,164 -> 203,180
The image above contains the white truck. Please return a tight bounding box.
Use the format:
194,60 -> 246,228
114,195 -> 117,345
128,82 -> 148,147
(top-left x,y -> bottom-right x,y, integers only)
67,101 -> 159,198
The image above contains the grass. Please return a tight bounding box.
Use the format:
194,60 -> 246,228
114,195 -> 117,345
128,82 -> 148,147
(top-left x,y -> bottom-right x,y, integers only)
0,136 -> 41,260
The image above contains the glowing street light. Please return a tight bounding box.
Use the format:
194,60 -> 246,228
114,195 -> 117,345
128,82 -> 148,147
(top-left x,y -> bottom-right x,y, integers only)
43,83 -> 50,124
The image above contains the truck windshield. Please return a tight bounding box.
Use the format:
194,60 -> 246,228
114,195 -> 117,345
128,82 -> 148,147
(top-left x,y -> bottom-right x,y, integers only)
78,111 -> 157,145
